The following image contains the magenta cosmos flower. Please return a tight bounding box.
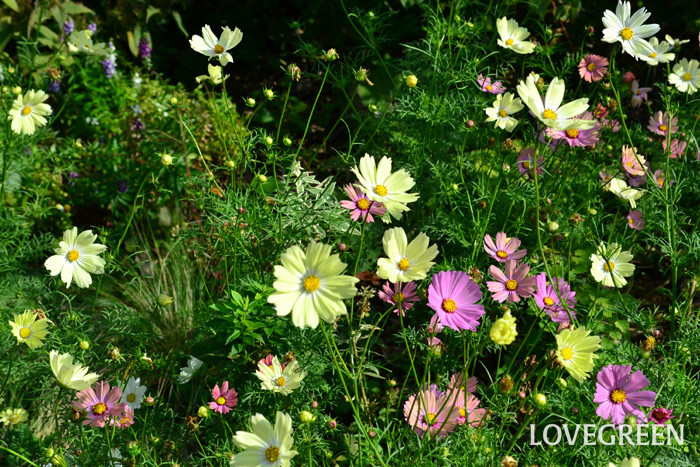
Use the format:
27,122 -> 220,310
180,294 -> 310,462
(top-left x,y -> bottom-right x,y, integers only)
652,169 -> 673,189
662,138 -> 687,159
340,184 -> 387,222
593,364 -> 656,425
621,146 -> 647,177
428,271 -> 485,332
377,281 -> 419,316
649,407 -> 674,425
647,111 -> 678,136
258,354 -> 286,370
487,260 -> 536,303
73,381 -> 127,427
477,74 -> 506,94
546,112 -> 601,147
533,273 -> 577,323
404,386 -> 459,437
209,381 -> 238,414
578,54 -> 609,83
627,210 -> 645,230
517,148 -> 543,176
483,232 -> 527,263
630,80 -> 652,107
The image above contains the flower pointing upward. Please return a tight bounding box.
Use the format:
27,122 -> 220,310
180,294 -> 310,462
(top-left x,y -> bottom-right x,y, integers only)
189,25 -> 242,66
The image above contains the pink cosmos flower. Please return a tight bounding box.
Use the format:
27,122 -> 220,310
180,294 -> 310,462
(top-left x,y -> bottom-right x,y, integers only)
377,281 -> 419,316
483,232 -> 527,263
626,171 -> 647,188
73,381 -> 127,428
627,210 -> 645,230
593,364 -> 656,425
449,391 -> 486,427
111,405 -> 135,428
630,80 -> 652,107
533,273 -> 577,323
258,354 -> 286,370
649,407 -> 674,425
340,184 -> 387,222
477,74 -> 506,94
546,112 -> 601,147
209,381 -> 238,414
404,386 -> 459,437
652,169 -> 673,189
622,71 -> 636,84
621,146 -> 647,177
599,171 -> 613,185
578,54 -> 608,83
662,138 -> 687,159
448,372 -> 478,394
487,260 -> 536,303
428,271 -> 484,332
647,111 -> 678,136
601,117 -> 620,132
517,148 -> 544,176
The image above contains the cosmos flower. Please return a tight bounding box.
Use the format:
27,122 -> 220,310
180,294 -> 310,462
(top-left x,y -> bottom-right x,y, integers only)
255,356 -> 306,396
601,1 -> 659,60
189,25 -> 243,66
662,139 -> 687,159
120,377 -> 147,410
649,407 -> 674,425
339,184 -> 387,223
593,364 -> 656,425
533,273 -> 577,323
428,271 -> 485,332
0,408 -> 28,427
608,178 -> 643,208
448,372 -> 478,395
652,169 -> 673,189
496,17 -> 536,54
555,326 -> 601,382
664,34 -> 689,50
546,111 -> 601,147
484,92 -> 523,132
404,386 -> 460,437
578,54 -> 609,82
7,89 -> 52,135
9,310 -> 49,350
644,37 -> 675,65
376,227 -> 438,283
477,74 -> 507,94
377,281 -> 419,316
449,391 -> 486,427
517,148 -> 543,176
668,58 -> 700,94
50,350 -> 99,391
73,381 -> 127,427
209,381 -> 238,414
629,80 -> 652,107
590,242 -> 635,288
177,356 -> 204,384
232,412 -> 298,467
44,227 -> 107,289
487,260 -> 536,303
483,232 -> 527,263
626,210 -> 645,230
647,111 -> 678,136
621,146 -> 647,176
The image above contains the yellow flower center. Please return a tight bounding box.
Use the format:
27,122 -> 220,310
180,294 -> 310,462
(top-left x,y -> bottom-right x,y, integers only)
356,198 -> 370,210
442,298 -> 457,313
486,85 -> 493,90
626,161 -> 634,168
566,129 -> 579,138
392,292 -> 405,303
374,185 -> 388,196
216,396 -> 226,405
620,28 -> 633,40
629,218 -> 635,225
649,52 -> 657,58
21,106 -> 32,116
9,413 -> 21,424
522,161 -> 530,169
587,62 -> 597,71
505,38 -> 514,46
561,346 -> 574,360
275,376 -> 286,387
659,124 -> 668,132
398,258 -> 410,271
636,89 -> 642,95
657,178 -> 664,187
92,402 -> 107,415
682,72 -> 692,81
644,336 -> 656,349
19,327 -> 31,338
459,407 -> 466,418
505,279 -> 518,291
610,388 -> 626,404
127,394 -> 136,403
543,297 -> 555,306
496,250 -> 508,259
214,44 -> 225,54
303,275 -> 321,293
424,411 -> 438,426
604,261 -> 615,272
498,109 -> 508,117
67,249 -> 80,262
265,446 -> 280,462
543,109 -> 558,120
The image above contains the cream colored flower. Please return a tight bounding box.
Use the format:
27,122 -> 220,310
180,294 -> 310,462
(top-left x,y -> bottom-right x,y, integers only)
601,1 -> 658,60
645,37 -> 675,66
668,58 -> 700,94
189,25 -> 242,66
590,242 -> 635,288
8,90 -> 52,135
0,408 -> 28,427
485,92 -> 523,132
496,17 -> 536,54
50,350 -> 99,391
232,412 -> 298,467
255,357 -> 306,396
9,310 -> 49,350
44,227 -> 107,288
489,310 -> 517,345
195,64 -> 227,85
608,178 -> 643,208
555,326 -> 601,382
376,227 -> 438,283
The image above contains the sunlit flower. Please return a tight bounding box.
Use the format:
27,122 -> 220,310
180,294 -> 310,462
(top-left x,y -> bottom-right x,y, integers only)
377,281 -> 419,316
232,412 -> 298,467
647,111 -> 678,136
73,381 -> 126,427
555,326 -> 601,382
477,74 -> 507,94
268,240 -> 359,329
483,232 -> 526,263
644,37 -> 675,65
449,391 -> 486,427
120,377 -> 147,410
608,178 -> 643,208
376,227 -> 438,283
50,350 -> 99,391
621,146 -> 647,176
652,169 -> 673,189
601,1 -> 658,60
8,90 -> 52,135
496,17 -> 536,54
629,80 -> 651,107
428,271 -> 484,332
626,210 -> 645,230
339,184 -> 387,223
590,242 -> 635,288
546,112 -> 601,147
533,273 -> 577,323
44,227 -> 107,289
578,54 -> 609,82
484,92 -> 523,132
404,386 -> 459,437
668,58 -> 700,94
189,25 -> 243,66
0,408 -> 28,427
448,372 -> 478,394
111,405 -> 135,429
487,260 -> 536,303
489,310 -> 517,345
9,310 -> 49,350
255,356 -> 306,396
662,138 -> 687,159
609,458 -> 642,467
593,364 -> 656,425
195,63 -> 227,85
209,381 -> 238,414
649,407 -> 674,425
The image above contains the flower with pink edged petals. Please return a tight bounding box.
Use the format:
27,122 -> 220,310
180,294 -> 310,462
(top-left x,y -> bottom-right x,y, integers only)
339,184 -> 387,223
449,391 -> 486,427
73,381 -> 127,427
533,273 -> 577,323
377,281 -> 419,316
487,260 -> 536,303
578,54 -> 608,83
404,386 -> 459,437
630,80 -> 652,107
483,232 -> 527,263
258,354 -> 286,370
477,74 -> 507,94
546,112 -> 601,147
593,364 -> 656,425
647,111 -> 678,136
627,210 -> 645,230
111,405 -> 135,428
621,146 -> 646,177
662,139 -> 687,159
448,372 -> 478,394
649,407 -> 674,425
652,169 -> 673,189
428,271 -> 485,332
209,381 -> 238,414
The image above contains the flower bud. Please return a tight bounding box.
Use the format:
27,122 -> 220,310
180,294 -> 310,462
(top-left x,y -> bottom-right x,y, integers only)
158,294 -> 174,307
263,88 -> 275,100
110,347 -> 122,360
143,396 -> 155,406
79,340 -> 90,351
452,183 -> 459,191
264,136 -> 274,146
338,243 -> 347,251
311,401 -> 318,409
258,174 -> 268,183
245,97 -> 256,107
500,455 -> 517,467
51,455 -> 63,466
328,419 -> 337,429
466,119 -> 475,128
556,378 -> 568,390
325,48 -> 339,61
225,160 -> 235,168
622,71 -> 635,84
368,104 -> 378,112
367,429 -> 377,438
588,208 -> 597,215
198,406 -> 210,418
405,75 -> 418,88
45,448 -> 55,458
282,137 -> 292,146
160,152 -> 173,166
624,414 -> 638,429
11,86 -> 21,95
547,221 -> 559,233
288,64 -> 301,81
532,393 -> 547,408
300,410 -> 316,424
170,97 -> 178,105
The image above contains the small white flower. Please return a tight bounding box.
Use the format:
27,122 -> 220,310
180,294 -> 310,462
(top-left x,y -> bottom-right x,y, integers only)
177,356 -> 203,384
8,90 -> 52,135
484,92 -> 523,132
668,58 -> 700,94
664,34 -> 689,49
44,227 -> 107,288
608,178 -> 643,208
189,25 -> 242,67
255,357 -> 306,396
133,72 -> 142,89
644,37 -> 675,66
120,377 -> 147,410
590,242 -> 635,288
496,17 -> 536,54
601,1 -> 658,60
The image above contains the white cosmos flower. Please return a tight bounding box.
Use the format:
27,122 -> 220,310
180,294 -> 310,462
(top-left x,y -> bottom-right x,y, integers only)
601,1 -> 658,60
644,37 -> 675,66
496,17 -> 536,54
484,92 -> 523,132
376,227 -> 438,283
189,25 -> 242,66
516,74 -> 596,131
590,242 -> 635,288
44,227 -> 107,288
608,178 -> 643,208
664,35 -> 689,49
8,90 -> 52,136
177,356 -> 203,384
255,357 -> 306,396
120,377 -> 147,410
232,412 -> 298,467
668,58 -> 700,94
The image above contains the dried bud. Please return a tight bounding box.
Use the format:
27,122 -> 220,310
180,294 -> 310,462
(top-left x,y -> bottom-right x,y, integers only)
110,347 -> 122,360
501,455 -> 517,467
288,64 -> 301,81
499,376 -> 514,394
325,48 -> 339,61
641,336 -> 656,351
367,429 -> 377,439
468,267 -> 483,284
568,213 -> 583,226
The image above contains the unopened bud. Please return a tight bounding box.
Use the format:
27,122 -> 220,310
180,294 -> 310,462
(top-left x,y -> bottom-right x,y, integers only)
300,410 -> 316,424
405,75 -> 418,88
245,97 -> 256,107
328,419 -> 337,429
158,294 -> 174,307
466,119 -> 475,128
143,396 -> 155,406
282,137 -> 292,146
547,221 -> 559,233
325,48 -> 339,61
556,378 -> 568,390
198,406 -> 210,418
170,97 -> 178,105
45,448 -> 55,458
263,88 -> 275,100
258,174 -> 268,183
79,340 -> 90,351
311,401 -> 318,409
160,153 -> 173,166
338,243 -> 347,251
264,136 -> 274,146
225,160 -> 235,168
532,393 -> 547,408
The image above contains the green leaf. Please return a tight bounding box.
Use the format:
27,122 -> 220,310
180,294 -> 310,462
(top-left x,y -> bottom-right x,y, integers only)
609,331 -> 622,341
2,0 -> 19,13
614,320 -> 629,333
39,25 -> 58,41
146,6 -> 161,23
225,330 -> 241,345
171,11 -> 188,37
62,1 -> 94,15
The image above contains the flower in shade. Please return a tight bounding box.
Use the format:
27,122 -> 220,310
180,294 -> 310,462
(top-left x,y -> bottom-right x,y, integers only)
665,35 -> 689,49
484,92 -> 523,132
489,310 -> 517,345
608,178 -> 643,208
73,381 -> 127,427
555,326 -> 601,382
593,364 -> 656,425
647,111 -> 678,136
621,146 -> 647,176
111,406 -> 135,429
483,232 -> 526,263
404,386 -> 459,437
255,356 -> 306,396
649,407 -> 674,425
9,310 -> 49,349
668,58 -> 700,94
496,17 -> 536,54
590,242 -> 635,288
487,260 -> 536,303
0,408 -> 28,427
376,227 -> 438,283
662,139 -> 686,159
339,184 -> 386,222
209,381 -> 238,414
120,377 -> 147,410
428,271 -> 485,332
652,169 -> 673,189
50,350 -> 99,391
232,412 -> 298,467
377,281 -> 419,316
448,372 -> 478,394
8,89 -> 52,135
578,54 -> 609,82
477,74 -> 507,94
351,154 -> 419,222
627,210 -> 645,230
645,37 -> 675,65
267,240 -> 359,329
63,20 -> 75,35
517,148 -> 543,176
546,111 -> 601,147
449,391 -> 486,427
533,273 -> 577,323
44,227 -> 107,289
178,356 -> 203,384
138,37 -> 151,60
189,25 -> 243,66
629,80 -> 651,107
601,1 -> 658,60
